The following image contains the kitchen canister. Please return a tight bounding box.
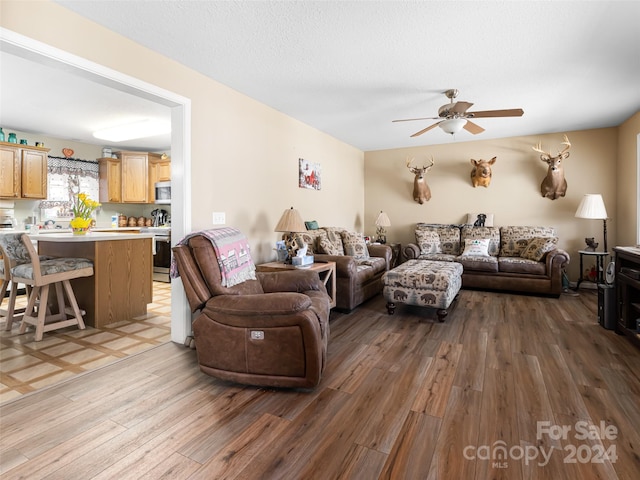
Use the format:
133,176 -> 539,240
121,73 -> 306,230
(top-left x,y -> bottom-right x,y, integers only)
8,133 -> 17,143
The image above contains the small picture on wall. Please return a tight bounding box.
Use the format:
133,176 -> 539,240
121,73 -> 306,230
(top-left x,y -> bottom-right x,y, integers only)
299,158 -> 321,190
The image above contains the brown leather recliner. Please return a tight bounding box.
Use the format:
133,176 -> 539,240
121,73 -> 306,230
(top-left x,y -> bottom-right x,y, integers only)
172,234 -> 330,389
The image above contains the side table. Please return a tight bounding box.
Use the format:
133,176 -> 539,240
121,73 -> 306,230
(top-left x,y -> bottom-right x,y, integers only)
255,261 -> 336,308
576,250 -> 609,289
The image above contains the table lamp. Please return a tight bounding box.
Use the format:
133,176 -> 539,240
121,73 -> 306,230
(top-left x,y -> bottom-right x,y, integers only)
275,207 -> 307,263
575,194 -> 608,252
375,211 -> 391,244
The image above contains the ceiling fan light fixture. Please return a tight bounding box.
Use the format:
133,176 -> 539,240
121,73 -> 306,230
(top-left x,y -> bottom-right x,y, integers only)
93,119 -> 171,142
439,118 -> 467,135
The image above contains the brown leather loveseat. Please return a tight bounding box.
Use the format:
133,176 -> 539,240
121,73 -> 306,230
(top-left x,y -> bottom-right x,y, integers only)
291,227 -> 392,312
173,233 -> 331,389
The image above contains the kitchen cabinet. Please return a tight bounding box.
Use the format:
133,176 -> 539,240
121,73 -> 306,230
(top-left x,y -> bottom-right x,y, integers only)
99,151 -> 168,204
98,157 -> 122,203
148,154 -> 170,203
0,141 -> 49,199
120,151 -> 149,203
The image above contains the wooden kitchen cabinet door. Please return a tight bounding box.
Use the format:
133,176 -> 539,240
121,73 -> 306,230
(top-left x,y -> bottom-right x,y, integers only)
121,152 -> 148,203
20,149 -> 48,199
99,157 -> 122,203
0,144 -> 21,198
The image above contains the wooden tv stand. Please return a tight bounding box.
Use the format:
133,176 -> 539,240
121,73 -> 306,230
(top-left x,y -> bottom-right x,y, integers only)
614,246 -> 640,348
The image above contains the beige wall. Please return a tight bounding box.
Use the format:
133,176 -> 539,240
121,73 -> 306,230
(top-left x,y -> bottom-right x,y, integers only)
365,129 -> 620,280
617,111 -> 640,246
1,1 -> 364,263
2,1 -> 637,278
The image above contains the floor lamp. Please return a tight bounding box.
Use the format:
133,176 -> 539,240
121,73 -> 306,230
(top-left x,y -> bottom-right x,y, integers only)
575,194 -> 608,252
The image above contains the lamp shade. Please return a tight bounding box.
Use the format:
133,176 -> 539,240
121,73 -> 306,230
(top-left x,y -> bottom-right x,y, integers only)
375,211 -> 391,227
439,118 -> 467,135
274,207 -> 307,233
575,194 -> 608,219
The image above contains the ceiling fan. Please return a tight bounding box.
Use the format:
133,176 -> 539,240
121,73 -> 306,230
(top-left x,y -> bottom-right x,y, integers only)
393,89 -> 524,137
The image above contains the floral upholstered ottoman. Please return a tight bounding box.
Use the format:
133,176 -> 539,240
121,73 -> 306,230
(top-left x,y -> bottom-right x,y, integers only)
382,260 -> 463,321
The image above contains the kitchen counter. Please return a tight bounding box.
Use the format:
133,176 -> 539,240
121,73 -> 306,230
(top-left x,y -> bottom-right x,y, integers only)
29,231 -> 153,241
34,232 -> 154,328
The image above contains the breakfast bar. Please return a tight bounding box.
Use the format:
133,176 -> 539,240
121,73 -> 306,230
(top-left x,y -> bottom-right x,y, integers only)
28,231 -> 154,328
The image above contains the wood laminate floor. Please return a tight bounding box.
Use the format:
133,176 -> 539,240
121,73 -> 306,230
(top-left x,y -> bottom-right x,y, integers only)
0,282 -> 171,403
1,288 -> 639,479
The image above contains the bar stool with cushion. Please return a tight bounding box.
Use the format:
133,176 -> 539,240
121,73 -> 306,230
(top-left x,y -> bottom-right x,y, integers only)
10,233 -> 94,341
0,234 -> 38,331
0,244 -> 21,330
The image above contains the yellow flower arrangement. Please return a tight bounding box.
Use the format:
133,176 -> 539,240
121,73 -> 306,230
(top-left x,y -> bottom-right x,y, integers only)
70,193 -> 101,230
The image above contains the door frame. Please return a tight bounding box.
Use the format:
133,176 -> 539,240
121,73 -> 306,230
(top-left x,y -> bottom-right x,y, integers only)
0,28 -> 192,343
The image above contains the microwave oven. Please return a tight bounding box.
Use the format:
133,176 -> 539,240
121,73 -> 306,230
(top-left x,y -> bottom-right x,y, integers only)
154,181 -> 171,204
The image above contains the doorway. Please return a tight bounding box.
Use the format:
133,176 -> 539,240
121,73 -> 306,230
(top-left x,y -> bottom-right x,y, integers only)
0,28 -> 192,343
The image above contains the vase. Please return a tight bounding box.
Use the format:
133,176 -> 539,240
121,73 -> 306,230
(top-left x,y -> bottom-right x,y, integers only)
8,133 -> 17,144
72,227 -> 89,235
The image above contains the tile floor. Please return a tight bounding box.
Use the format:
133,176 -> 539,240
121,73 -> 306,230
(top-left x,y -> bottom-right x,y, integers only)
0,281 -> 172,403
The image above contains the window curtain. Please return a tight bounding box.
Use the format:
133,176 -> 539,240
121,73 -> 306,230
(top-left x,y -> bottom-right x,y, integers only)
40,156 -> 100,217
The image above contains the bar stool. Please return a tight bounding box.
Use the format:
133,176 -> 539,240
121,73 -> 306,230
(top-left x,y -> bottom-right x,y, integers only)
0,234 -> 36,331
11,233 -> 94,341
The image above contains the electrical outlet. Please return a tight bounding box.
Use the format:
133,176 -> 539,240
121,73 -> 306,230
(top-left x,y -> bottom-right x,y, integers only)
212,212 -> 226,225
250,330 -> 264,340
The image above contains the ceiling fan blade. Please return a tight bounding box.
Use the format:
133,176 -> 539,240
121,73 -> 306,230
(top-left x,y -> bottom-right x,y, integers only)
450,101 -> 474,114
467,108 -> 524,118
410,122 -> 441,137
464,120 -> 485,135
392,116 -> 440,123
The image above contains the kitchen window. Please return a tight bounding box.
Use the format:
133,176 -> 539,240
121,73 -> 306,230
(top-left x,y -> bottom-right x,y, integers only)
40,156 -> 100,219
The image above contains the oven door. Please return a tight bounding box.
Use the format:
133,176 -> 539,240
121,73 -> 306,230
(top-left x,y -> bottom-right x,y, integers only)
153,235 -> 172,282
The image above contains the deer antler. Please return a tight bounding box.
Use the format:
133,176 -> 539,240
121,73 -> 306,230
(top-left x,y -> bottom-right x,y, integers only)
426,156 -> 435,169
532,141 -> 551,157
406,156 -> 415,169
559,134 -> 571,155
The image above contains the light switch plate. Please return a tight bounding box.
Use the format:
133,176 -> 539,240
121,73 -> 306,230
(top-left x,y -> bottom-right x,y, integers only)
212,212 -> 226,225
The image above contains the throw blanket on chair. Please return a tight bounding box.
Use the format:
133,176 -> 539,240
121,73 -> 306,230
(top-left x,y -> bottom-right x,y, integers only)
170,228 -> 256,287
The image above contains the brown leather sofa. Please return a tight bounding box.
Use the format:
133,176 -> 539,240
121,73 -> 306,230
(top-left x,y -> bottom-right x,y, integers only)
404,224 -> 570,296
173,234 -> 331,389
291,227 -> 392,312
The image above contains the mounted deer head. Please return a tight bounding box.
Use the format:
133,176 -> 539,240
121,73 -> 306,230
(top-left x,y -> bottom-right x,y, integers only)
533,134 -> 571,200
406,156 -> 435,204
470,157 -> 496,188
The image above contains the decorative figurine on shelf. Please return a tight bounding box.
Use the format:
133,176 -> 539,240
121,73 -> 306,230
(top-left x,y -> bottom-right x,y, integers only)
585,237 -> 599,252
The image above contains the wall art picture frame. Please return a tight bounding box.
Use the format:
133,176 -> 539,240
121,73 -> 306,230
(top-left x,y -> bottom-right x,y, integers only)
299,158 -> 321,190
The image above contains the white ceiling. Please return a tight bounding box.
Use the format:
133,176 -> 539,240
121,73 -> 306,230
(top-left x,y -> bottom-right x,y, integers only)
2,1 -> 640,152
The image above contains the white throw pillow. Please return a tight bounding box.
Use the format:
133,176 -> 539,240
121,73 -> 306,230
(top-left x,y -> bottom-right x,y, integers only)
460,238 -> 491,257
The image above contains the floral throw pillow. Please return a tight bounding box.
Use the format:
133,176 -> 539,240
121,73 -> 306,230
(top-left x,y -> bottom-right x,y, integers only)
340,231 -> 370,259
521,237 -> 558,261
416,229 -> 441,255
460,238 -> 491,257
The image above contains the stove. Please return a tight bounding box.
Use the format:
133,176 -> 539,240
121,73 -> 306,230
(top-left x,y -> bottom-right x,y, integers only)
141,226 -> 171,283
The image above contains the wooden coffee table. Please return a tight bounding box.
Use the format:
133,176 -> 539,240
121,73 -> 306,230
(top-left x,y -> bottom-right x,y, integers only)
256,261 -> 336,308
